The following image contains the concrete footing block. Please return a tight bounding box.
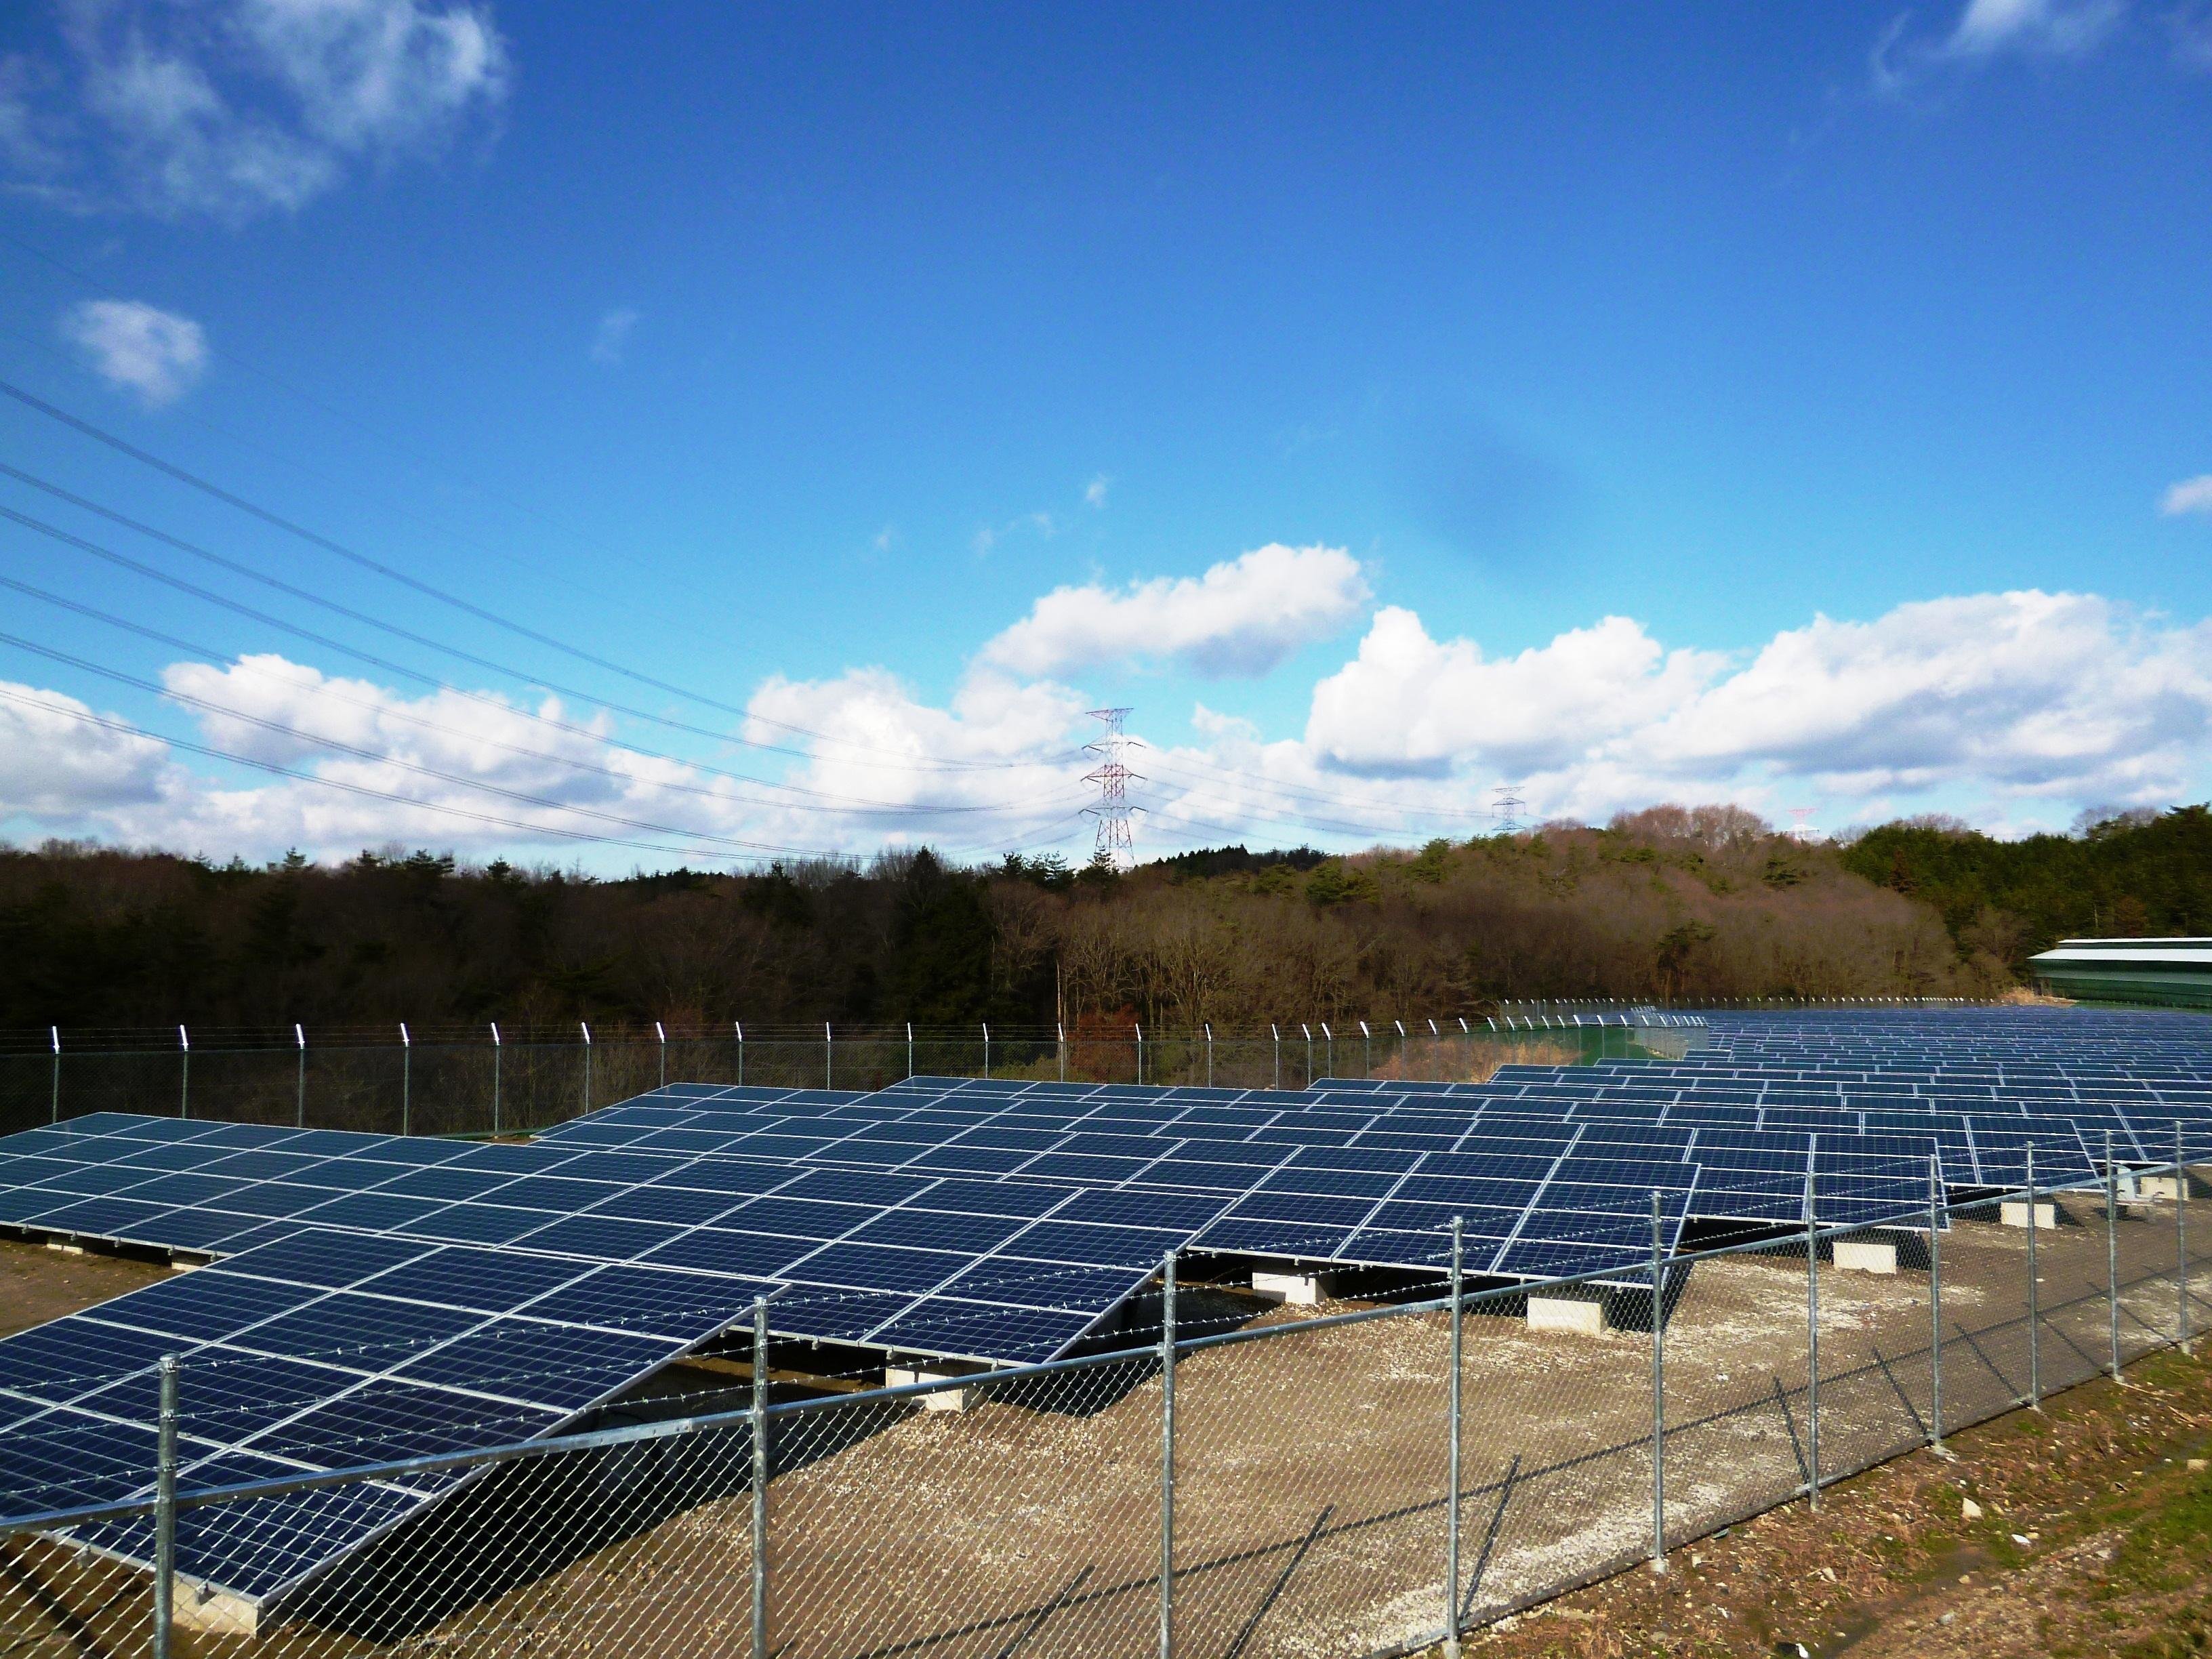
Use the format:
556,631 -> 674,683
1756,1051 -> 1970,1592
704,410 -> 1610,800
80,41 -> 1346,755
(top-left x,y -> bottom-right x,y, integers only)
2139,1175 -> 2188,1202
886,1367 -> 977,1412
173,1580 -> 260,1637
1834,1238 -> 1899,1275
1252,1269 -> 1332,1307
2001,1200 -> 2057,1229
1526,1295 -> 1609,1337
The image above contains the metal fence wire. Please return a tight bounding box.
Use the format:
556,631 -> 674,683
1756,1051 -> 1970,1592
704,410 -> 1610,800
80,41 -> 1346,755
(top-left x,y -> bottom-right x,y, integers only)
3,1154 -> 2206,1659
0,1021 -> 1678,1138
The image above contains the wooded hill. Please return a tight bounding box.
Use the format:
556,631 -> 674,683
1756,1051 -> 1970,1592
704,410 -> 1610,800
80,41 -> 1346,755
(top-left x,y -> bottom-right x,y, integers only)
1,802 -> 2202,1032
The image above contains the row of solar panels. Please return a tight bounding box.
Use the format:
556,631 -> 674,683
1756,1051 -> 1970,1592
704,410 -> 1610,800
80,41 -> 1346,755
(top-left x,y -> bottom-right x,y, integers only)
560,1078 -> 2108,1191
0,1019 -> 2193,1614
0,1094 -> 1733,1605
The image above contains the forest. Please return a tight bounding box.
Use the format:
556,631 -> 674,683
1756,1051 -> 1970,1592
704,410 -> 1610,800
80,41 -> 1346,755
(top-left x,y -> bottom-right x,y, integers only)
0,802 -> 2203,1036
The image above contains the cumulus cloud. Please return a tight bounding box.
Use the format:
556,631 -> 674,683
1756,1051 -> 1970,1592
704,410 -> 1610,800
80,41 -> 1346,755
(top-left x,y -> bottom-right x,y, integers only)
60,298 -> 208,405
1305,609 -> 1723,777
739,665 -> 1091,850
1284,590 -> 2212,832
981,544 -> 1372,680
0,651 -> 1088,865
6,584 -> 2207,869
1636,592 -> 2212,802
4,0 -> 508,220
0,680 -> 171,813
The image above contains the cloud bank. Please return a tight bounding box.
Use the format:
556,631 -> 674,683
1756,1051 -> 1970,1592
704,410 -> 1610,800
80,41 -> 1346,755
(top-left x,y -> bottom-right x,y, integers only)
3,556 -> 2207,865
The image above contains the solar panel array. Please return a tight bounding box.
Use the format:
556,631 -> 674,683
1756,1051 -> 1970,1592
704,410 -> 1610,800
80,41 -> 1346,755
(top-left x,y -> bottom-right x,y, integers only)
0,1002 -> 2205,1614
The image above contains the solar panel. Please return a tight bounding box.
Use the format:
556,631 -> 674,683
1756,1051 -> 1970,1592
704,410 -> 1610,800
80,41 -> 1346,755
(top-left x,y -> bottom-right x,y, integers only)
6,998 -> 2207,1618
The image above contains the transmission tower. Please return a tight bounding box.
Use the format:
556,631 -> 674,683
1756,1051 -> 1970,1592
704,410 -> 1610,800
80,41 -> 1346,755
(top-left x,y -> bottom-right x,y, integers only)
1492,783 -> 1528,836
1787,806 -> 1820,843
1083,708 -> 1143,869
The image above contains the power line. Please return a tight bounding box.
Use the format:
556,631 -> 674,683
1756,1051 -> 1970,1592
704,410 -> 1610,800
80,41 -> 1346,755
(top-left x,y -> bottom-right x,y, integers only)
0,229 -> 701,640
0,569 -> 1090,825
0,630 -> 1067,858
0,682 -> 1084,867
0,501 -> 1074,811
0,375 -> 1073,773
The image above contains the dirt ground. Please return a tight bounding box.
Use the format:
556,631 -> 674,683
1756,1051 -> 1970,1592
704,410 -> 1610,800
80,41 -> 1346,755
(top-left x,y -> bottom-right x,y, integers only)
0,1236 -> 168,1338
1453,1341 -> 2212,1658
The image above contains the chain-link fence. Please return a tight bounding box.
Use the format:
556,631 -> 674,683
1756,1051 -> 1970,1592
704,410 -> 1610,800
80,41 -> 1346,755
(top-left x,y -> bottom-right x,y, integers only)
0,1021 -> 1676,1137
4,1148 -> 2203,1659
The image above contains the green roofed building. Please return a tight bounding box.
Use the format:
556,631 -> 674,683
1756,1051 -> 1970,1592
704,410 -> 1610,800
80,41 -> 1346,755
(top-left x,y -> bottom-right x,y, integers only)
2027,938 -> 2212,1011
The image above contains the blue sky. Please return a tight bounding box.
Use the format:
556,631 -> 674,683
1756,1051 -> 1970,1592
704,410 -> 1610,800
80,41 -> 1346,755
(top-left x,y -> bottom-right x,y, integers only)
2,0 -> 2210,869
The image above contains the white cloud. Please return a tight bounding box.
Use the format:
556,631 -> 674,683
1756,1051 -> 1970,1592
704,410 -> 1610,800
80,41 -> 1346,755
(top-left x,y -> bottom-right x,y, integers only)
0,680 -> 171,813
60,298 -> 208,405
1946,0 -> 2123,56
1635,592 -> 2212,802
7,585 -> 2207,869
589,306 -> 637,366
1084,474 -> 1109,509
7,0 -> 508,220
1875,0 -> 2127,94
1305,608 -> 1723,775
981,544 -> 1372,680
0,651 -> 1090,865
1282,590 -> 2212,833
2162,474 -> 2212,516
739,667 -> 1090,852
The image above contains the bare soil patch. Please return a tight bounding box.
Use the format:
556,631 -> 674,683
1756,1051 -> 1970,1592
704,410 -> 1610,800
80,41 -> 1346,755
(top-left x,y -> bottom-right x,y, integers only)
0,1237 -> 169,1337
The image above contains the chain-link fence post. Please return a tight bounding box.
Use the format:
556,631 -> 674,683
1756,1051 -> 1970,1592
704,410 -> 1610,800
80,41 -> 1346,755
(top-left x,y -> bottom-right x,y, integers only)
1445,1216 -> 1465,1656
981,1023 -> 989,1080
49,1025 -> 60,1122
1204,1023 -> 1212,1087
2026,1145 -> 2042,1409
736,1019 -> 745,1086
491,1022 -> 503,1134
293,1023 -> 306,1126
1272,1023 -> 1281,1089
401,1022 -> 412,1134
178,1024 -> 189,1119
1136,1022 -> 1145,1086
152,1353 -> 178,1659
1928,1153 -> 1944,1454
752,1296 -> 769,1659
2178,1122 -> 2192,1353
1648,1189 -> 1666,1571
1160,1249 -> 1178,1659
581,1021 -> 593,1115
2108,1129 -> 2123,1383
827,1022 -> 835,1088
1805,1163 -> 1820,1509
